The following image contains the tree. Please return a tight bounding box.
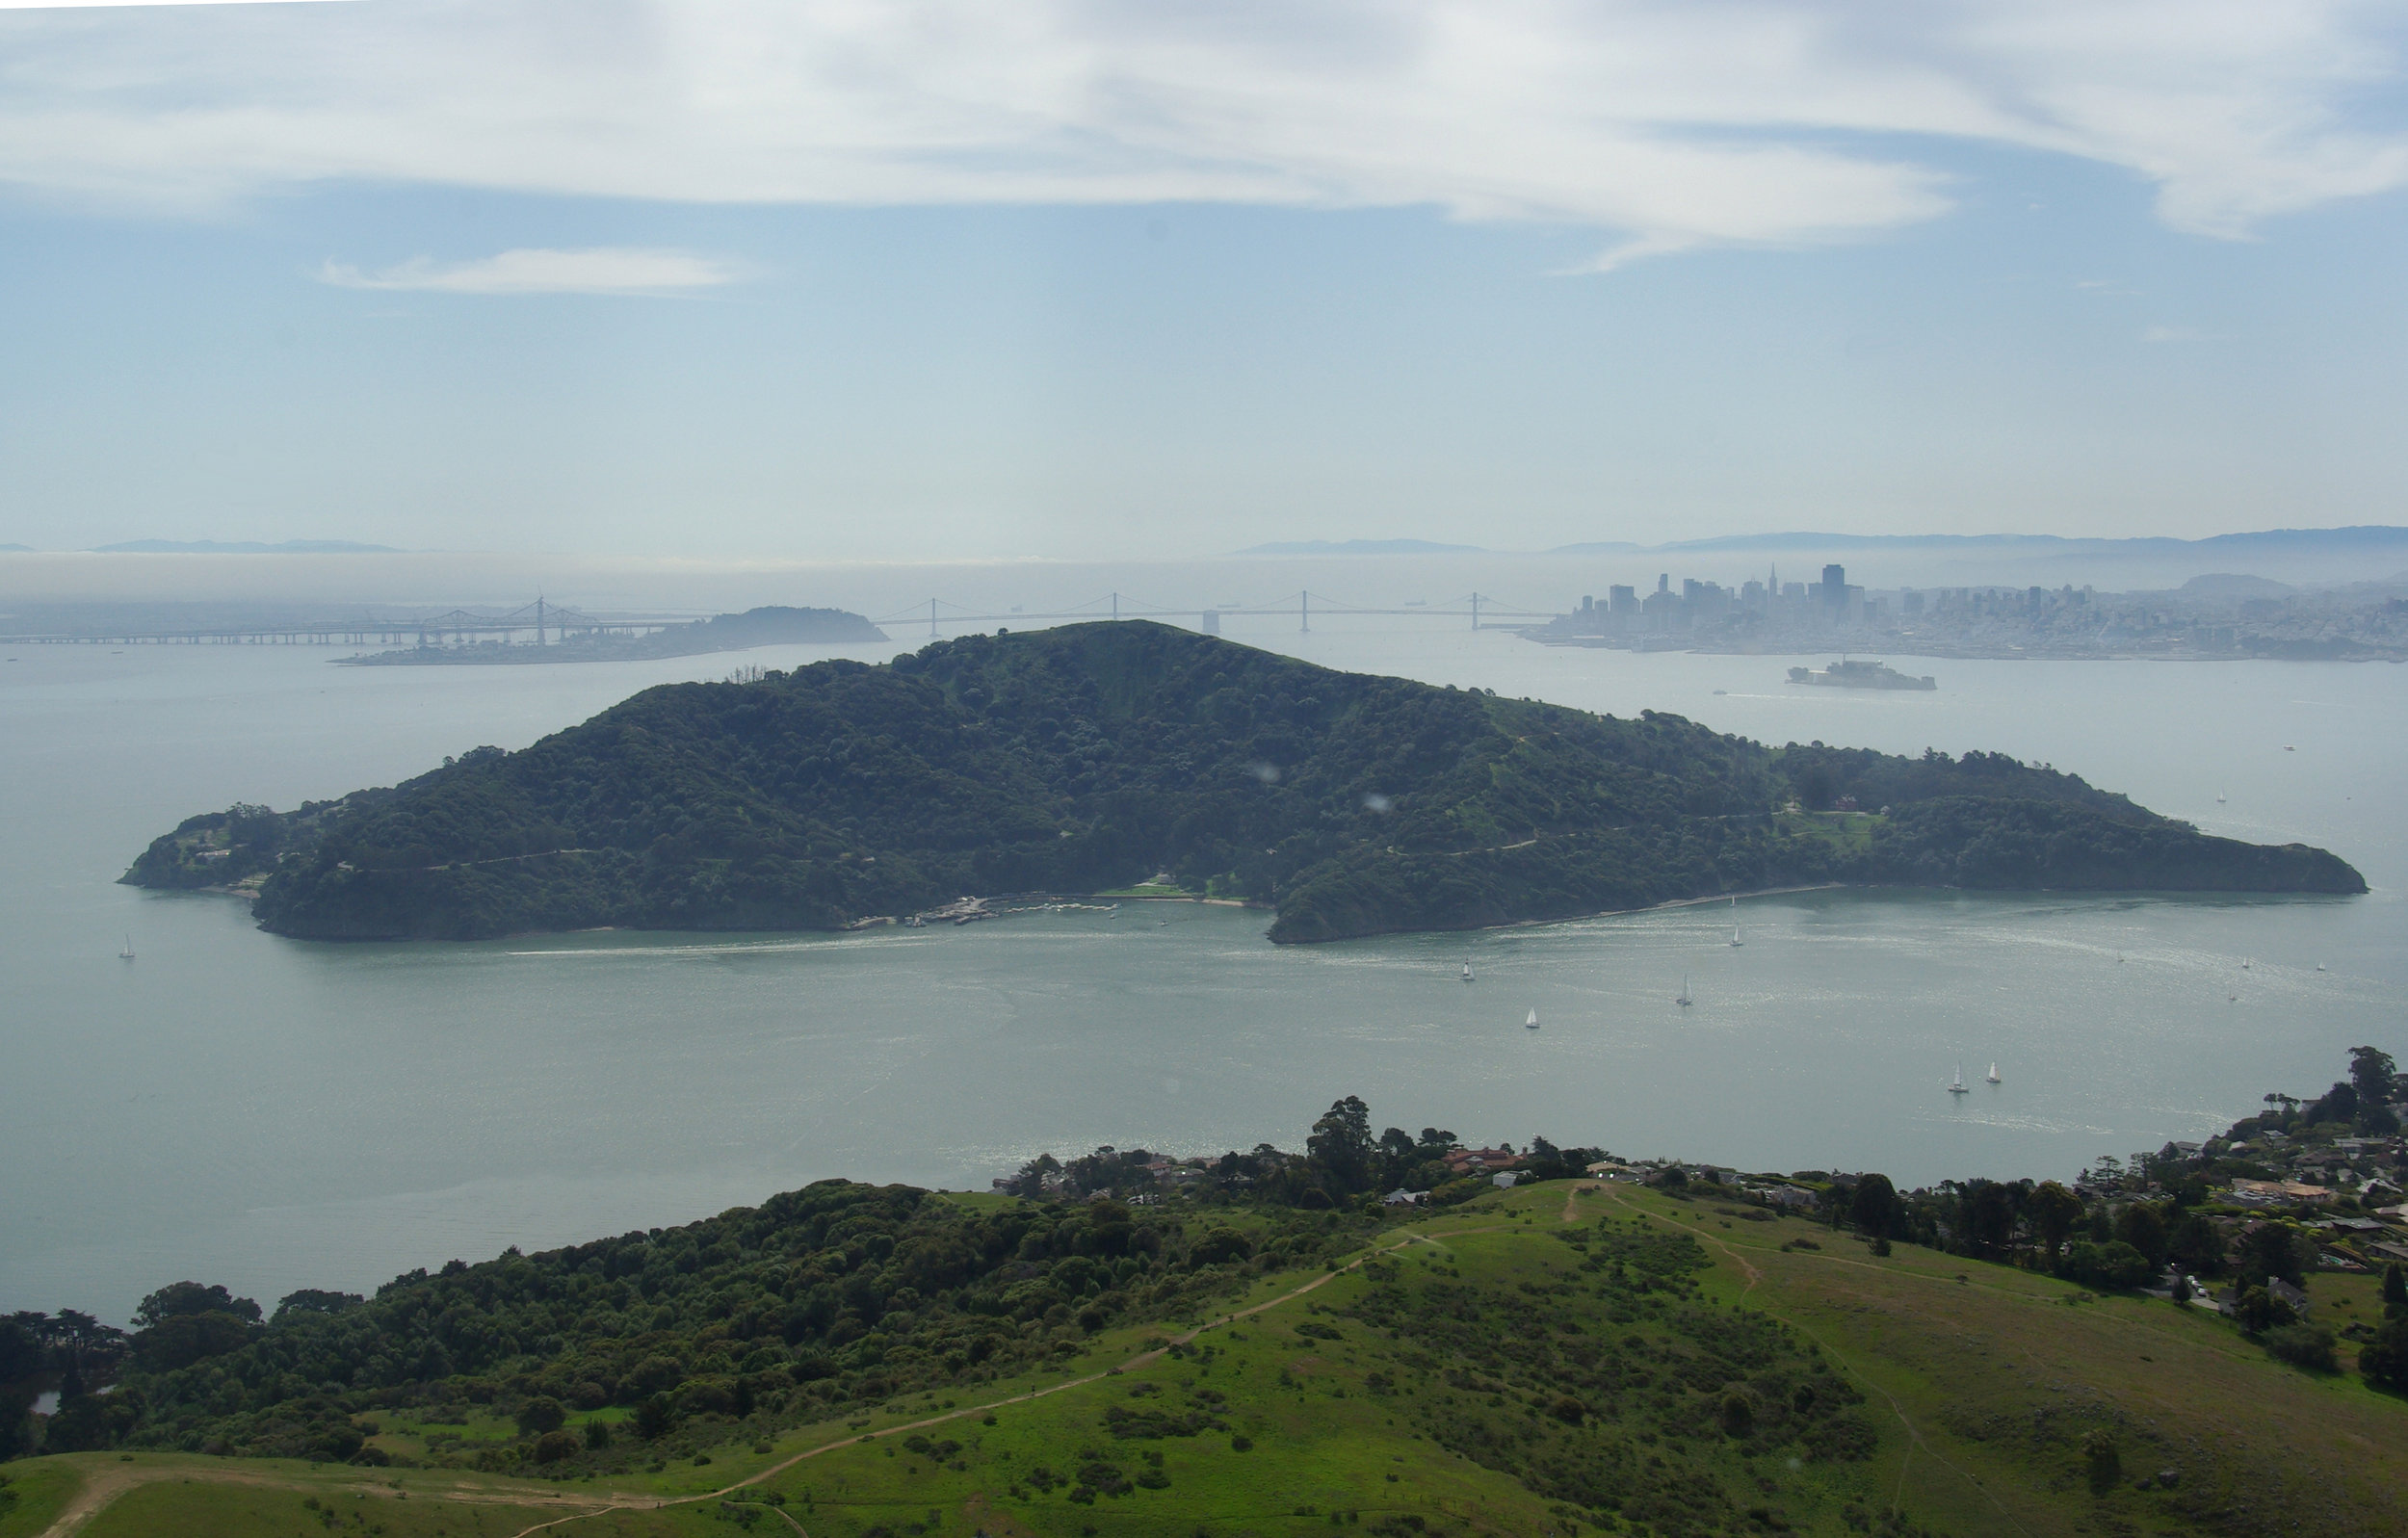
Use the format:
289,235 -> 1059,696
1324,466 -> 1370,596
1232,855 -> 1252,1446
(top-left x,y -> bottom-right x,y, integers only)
2027,1183 -> 2083,1266
1305,1095 -> 1375,1195
635,1394 -> 674,1440
1962,1180 -> 2018,1258
2383,1263 -> 2407,1320
1848,1173 -> 1898,1238
2063,1241 -> 2154,1290
2348,1046 -> 2397,1107
2113,1203 -> 2169,1268
2360,1316 -> 2408,1393
2235,1224 -> 2305,1288
133,1282 -> 260,1329
514,1397 -> 567,1437
2236,1286 -> 2297,1335
2167,1212 -> 2226,1278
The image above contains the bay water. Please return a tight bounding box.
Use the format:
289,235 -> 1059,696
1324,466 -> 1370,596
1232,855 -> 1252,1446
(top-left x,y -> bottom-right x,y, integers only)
4,618 -> 2401,1320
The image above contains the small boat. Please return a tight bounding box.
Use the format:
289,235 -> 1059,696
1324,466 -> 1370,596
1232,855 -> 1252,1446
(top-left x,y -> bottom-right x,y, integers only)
1985,1062 -> 2001,1084
2215,790 -> 2226,804
1729,925 -> 1742,948
1525,1007 -> 1540,1030
1676,975 -> 1692,1007
2316,962 -> 2326,972
2241,959 -> 2251,970
1462,959 -> 1475,983
118,933 -> 135,961
1949,1062 -> 1969,1095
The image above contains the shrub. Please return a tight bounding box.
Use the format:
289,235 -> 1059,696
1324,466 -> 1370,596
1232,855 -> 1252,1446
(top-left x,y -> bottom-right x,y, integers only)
533,1430 -> 580,1464
1188,1228 -> 1254,1266
2264,1324 -> 2338,1373
2359,1317 -> 2408,1392
2081,1430 -> 2120,1496
2061,1240 -> 2154,1291
514,1397 -> 566,1437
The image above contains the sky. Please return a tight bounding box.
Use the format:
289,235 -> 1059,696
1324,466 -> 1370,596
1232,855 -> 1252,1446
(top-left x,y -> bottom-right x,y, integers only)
3,1 -> 2408,560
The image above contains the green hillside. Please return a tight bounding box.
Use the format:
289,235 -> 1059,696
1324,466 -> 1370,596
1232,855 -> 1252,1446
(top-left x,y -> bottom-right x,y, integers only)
122,622 -> 2364,942
9,1182 -> 2403,1538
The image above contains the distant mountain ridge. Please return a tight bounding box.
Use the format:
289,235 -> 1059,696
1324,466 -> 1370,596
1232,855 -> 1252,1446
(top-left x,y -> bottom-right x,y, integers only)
125,622 -> 2363,944
92,539 -> 402,555
1236,538 -> 1487,556
1231,526 -> 2408,561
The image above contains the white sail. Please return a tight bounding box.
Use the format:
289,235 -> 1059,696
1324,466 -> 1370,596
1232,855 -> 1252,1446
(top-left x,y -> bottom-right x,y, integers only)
1525,1006 -> 1540,1030
118,932 -> 135,960
1676,974 -> 1692,1005
1985,1062 -> 2001,1084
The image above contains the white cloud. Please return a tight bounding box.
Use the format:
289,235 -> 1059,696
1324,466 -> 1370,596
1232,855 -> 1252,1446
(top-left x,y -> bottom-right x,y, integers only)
0,1 -> 2403,264
317,247 -> 745,296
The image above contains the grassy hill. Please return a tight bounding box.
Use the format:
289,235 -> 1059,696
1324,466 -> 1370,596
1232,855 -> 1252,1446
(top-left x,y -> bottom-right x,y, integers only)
123,622 -> 2363,942
9,1181 -> 2403,1538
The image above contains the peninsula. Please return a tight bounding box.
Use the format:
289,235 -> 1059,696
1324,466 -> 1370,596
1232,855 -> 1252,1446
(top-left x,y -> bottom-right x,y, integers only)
124,622 -> 2364,942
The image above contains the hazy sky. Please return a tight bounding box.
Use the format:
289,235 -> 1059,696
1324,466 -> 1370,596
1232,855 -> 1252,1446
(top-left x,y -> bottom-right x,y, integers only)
4,0 -> 2408,560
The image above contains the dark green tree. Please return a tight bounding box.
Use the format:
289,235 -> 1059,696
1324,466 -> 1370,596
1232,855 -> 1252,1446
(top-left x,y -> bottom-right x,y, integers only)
2113,1203 -> 2170,1268
1305,1096 -> 1375,1195
2348,1046 -> 2397,1107
2361,1316 -> 2408,1393
2027,1182 -> 2083,1267
1848,1173 -> 1898,1238
2381,1263 -> 2406,1319
2235,1223 -> 2305,1288
2167,1212 -> 2226,1278
514,1397 -> 566,1437
133,1282 -> 260,1328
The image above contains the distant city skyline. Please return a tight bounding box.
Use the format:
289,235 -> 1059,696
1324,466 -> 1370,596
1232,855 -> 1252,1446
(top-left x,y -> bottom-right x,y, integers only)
3,2 -> 2408,560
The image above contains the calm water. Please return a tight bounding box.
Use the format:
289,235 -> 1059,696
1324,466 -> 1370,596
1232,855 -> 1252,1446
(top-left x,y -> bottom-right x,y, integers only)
4,619 -> 2403,1320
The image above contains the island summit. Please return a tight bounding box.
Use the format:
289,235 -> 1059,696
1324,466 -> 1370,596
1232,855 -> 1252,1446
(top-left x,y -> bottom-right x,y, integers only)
124,622 -> 2365,942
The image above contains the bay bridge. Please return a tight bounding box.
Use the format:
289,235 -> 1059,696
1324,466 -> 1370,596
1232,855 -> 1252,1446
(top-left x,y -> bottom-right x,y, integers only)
4,591 -> 1557,647
867,591 -> 1555,637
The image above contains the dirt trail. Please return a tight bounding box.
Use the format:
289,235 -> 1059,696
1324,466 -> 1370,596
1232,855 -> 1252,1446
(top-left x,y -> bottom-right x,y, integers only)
34,1457 -> 614,1538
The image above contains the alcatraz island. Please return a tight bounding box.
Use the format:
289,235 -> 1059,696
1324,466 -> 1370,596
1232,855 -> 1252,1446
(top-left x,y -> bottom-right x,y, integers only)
119,622 -> 2362,943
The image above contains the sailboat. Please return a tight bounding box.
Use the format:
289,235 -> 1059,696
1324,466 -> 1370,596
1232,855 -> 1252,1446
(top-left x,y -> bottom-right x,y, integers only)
1676,975 -> 1692,1007
2215,790 -> 2227,804
1729,923 -> 1742,948
1525,1006 -> 1540,1030
1984,1062 -> 2001,1084
118,932 -> 135,961
1949,1062 -> 1970,1095
1462,958 -> 1475,983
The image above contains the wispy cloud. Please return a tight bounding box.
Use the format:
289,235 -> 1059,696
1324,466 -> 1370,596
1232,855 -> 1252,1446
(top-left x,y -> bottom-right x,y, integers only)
2,2 -> 2405,266
317,248 -> 745,297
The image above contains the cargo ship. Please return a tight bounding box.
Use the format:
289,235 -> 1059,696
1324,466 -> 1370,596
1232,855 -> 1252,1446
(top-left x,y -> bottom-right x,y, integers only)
1786,659 -> 1937,691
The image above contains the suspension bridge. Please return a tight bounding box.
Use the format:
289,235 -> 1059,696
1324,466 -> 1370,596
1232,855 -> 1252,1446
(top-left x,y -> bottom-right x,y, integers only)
867,590 -> 1555,637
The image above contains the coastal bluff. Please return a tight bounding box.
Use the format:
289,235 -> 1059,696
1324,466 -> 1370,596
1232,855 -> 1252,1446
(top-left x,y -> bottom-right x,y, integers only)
124,622 -> 2366,942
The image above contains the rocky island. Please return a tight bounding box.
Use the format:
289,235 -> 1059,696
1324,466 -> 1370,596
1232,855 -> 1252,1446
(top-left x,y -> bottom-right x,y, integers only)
124,622 -> 2365,942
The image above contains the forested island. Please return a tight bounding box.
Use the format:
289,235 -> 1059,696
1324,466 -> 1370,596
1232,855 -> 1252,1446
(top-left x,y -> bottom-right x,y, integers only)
124,621 -> 2363,943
